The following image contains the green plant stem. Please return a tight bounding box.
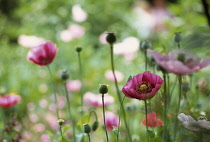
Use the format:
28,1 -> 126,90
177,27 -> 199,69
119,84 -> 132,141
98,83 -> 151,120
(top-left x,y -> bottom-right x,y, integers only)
59,126 -> 63,142
144,100 -> 148,131
117,96 -> 125,142
144,51 -> 148,71
64,81 -> 76,142
163,73 -> 167,142
88,133 -> 91,142
177,43 -> 180,49
174,75 -> 182,141
89,111 -> 98,121
110,44 -> 132,142
46,65 -> 59,119
102,94 -> 109,142
77,51 -> 84,114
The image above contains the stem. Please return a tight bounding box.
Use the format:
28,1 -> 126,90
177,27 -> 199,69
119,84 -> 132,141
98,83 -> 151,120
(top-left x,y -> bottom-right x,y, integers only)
163,73 -> 167,142
59,126 -> 63,142
144,51 -> 148,71
102,94 -> 109,142
46,65 -> 59,119
89,111 -> 98,122
177,43 -> 180,49
88,134 -> 91,142
64,81 -> 76,142
117,96 -> 125,142
144,100 -> 148,131
174,75 -> 182,141
201,0 -> 210,28
110,44 -> 132,142
77,51 -> 84,114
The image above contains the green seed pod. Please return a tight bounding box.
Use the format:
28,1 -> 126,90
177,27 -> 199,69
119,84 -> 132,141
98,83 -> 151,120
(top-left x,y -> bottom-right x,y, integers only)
99,84 -> 108,94
76,47 -> 82,52
83,123 -> 92,134
92,120 -> 99,131
57,119 -> 65,126
106,33 -> 116,44
141,40 -> 152,52
174,32 -> 183,43
60,70 -> 69,80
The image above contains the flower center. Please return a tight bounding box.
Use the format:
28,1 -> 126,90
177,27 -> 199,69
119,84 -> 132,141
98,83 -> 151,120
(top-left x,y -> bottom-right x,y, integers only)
136,82 -> 154,94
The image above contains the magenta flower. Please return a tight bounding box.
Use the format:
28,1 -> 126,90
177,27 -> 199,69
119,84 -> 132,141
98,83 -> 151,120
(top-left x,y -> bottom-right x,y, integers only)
147,49 -> 210,75
101,111 -> 119,131
122,71 -> 163,100
0,93 -> 21,108
83,92 -> 114,107
27,41 -> 58,66
141,112 -> 163,127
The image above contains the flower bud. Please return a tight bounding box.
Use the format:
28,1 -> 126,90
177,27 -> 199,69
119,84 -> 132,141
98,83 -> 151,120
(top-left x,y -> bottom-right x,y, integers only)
174,32 -> 183,43
99,84 -> 108,94
127,76 -> 132,82
92,120 -> 99,131
83,123 -> 92,134
141,40 -> 152,52
76,47 -> 82,52
106,33 -> 116,44
57,119 -> 65,126
60,70 -> 69,80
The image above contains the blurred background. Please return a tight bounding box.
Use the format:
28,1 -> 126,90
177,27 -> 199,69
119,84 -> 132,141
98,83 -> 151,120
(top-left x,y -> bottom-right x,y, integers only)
0,0 -> 210,141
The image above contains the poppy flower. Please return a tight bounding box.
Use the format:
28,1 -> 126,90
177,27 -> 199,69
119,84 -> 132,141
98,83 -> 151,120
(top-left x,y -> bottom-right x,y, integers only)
66,80 -> 82,92
72,4 -> 87,22
18,35 -> 45,48
0,93 -> 21,108
83,92 -> 114,107
27,41 -> 58,66
147,49 -> 210,75
122,71 -> 163,100
141,112 -> 163,127
177,113 -> 210,133
101,111 -> 119,131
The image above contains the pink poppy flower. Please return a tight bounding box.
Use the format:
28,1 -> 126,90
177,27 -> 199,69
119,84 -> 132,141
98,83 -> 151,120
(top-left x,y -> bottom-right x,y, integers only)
147,49 -> 210,75
122,71 -> 163,100
101,111 -> 119,131
18,35 -> 45,48
83,92 -> 114,107
27,41 -> 58,66
0,93 -> 21,108
105,70 -> 124,82
141,112 -> 163,127
177,113 -> 210,133
66,80 -> 82,92
72,4 -> 87,22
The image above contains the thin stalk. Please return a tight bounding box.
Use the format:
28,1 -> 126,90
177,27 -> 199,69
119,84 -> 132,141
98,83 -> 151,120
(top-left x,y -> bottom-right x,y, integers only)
177,43 -> 180,49
144,100 -> 148,131
64,81 -> 76,142
102,94 -> 109,142
59,126 -> 63,142
77,51 -> 84,114
110,44 -> 132,142
88,134 -> 91,142
174,75 -> 182,141
144,51 -> 148,71
47,65 -> 59,119
163,73 -> 167,142
89,111 -> 98,121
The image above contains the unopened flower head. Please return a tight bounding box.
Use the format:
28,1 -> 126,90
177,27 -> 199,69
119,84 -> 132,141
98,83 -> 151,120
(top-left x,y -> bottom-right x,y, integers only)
106,33 -> 116,44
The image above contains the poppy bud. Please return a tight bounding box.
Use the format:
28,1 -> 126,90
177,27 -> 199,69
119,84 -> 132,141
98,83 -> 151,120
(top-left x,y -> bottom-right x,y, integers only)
99,84 -> 108,94
57,119 -> 65,126
60,70 -> 69,80
76,47 -> 82,52
83,123 -> 92,134
141,40 -> 152,52
106,33 -> 116,44
92,120 -> 99,131
174,32 -> 183,43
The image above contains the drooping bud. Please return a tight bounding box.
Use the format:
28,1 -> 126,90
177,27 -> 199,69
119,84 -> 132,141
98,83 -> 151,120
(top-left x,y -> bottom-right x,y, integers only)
60,70 -> 69,80
174,32 -> 183,43
76,47 -> 82,53
92,120 -> 99,131
99,84 -> 108,94
106,33 -> 116,44
141,40 -> 152,52
57,119 -> 65,126
83,123 -> 92,134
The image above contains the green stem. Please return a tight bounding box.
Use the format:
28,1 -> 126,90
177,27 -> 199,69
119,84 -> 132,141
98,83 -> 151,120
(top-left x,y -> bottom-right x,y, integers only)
144,51 -> 148,71
64,81 -> 76,142
144,100 -> 148,131
89,111 -> 98,122
88,133 -> 91,142
59,126 -> 63,142
110,44 -> 132,142
47,65 -> 59,119
77,51 -> 84,114
174,75 -> 182,141
102,94 -> 109,142
163,73 -> 167,142
117,96 -> 125,142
